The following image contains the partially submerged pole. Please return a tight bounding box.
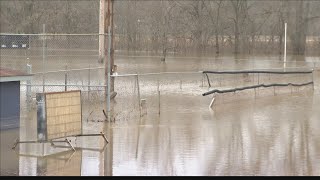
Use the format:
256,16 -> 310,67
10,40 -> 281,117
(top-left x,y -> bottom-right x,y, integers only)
106,26 -> 112,122
209,96 -> 215,109
65,65 -> 68,91
26,64 -> 32,104
158,90 -> 160,115
136,74 -> 141,118
105,0 -> 115,122
157,77 -> 160,115
284,22 -> 287,69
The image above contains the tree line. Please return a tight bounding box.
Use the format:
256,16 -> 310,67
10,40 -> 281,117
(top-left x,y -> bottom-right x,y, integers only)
1,0 -> 320,55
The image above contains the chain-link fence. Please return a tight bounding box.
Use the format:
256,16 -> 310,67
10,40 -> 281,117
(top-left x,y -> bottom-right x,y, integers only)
109,69 -> 314,125
1,34 -> 318,125
110,72 -> 207,125
19,67 -> 107,122
16,68 -> 315,126
0,34 -> 110,123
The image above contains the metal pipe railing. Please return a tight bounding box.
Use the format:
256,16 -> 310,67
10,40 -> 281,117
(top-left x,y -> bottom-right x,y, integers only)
202,82 -> 314,96
202,69 -> 313,74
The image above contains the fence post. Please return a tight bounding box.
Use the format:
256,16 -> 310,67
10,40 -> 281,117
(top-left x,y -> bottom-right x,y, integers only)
42,24 -> 46,93
284,22 -> 287,69
157,76 -> 160,115
140,99 -> 147,117
88,65 -> 91,92
26,64 -> 32,103
88,65 -> 91,101
201,74 -> 204,87
65,65 -> 68,91
158,90 -> 160,115
312,70 -> 314,90
157,76 -> 160,92
136,74 -> 141,118
107,27 -> 112,123
254,87 -> 256,98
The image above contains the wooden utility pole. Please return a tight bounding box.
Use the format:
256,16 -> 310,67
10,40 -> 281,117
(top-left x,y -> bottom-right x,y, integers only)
102,1 -> 114,175
110,0 -> 115,93
99,0 -> 105,63
103,0 -> 115,95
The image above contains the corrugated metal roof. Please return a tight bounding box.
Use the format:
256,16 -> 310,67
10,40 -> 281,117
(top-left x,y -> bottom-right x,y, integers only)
0,67 -> 30,77
0,67 -> 32,82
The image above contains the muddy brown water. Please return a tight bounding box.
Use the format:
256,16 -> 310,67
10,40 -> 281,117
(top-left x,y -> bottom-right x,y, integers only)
1,55 -> 320,176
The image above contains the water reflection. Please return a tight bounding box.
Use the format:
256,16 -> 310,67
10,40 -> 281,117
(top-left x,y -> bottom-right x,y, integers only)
2,92 -> 319,176
81,149 -> 104,176
108,92 -> 319,176
17,150 -> 80,176
0,129 -> 19,176
15,147 -> 108,176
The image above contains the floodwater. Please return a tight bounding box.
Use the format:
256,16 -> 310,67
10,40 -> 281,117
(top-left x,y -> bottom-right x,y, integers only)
1,54 -> 320,176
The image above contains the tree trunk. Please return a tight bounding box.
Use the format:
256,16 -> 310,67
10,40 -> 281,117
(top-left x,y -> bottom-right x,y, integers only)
215,2 -> 221,54
215,33 -> 219,54
234,16 -> 240,54
292,0 -> 309,55
279,17 -> 283,55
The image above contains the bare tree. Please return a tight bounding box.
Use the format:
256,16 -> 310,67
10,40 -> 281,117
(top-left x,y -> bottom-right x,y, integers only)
275,0 -> 288,55
229,0 -> 250,54
290,0 -> 320,55
177,1 -> 210,55
0,0 -> 45,33
203,0 -> 225,54
246,1 -> 272,54
160,0 -> 177,61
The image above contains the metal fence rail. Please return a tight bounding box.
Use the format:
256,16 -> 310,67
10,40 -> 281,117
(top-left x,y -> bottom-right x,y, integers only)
203,82 -> 314,96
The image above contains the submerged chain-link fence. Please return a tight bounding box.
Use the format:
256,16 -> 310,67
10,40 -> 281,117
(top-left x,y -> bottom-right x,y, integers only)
0,34 -> 109,123
110,70 -> 314,124
0,34 -> 317,125
16,69 -> 315,125
19,67 -> 107,123
111,72 -> 207,124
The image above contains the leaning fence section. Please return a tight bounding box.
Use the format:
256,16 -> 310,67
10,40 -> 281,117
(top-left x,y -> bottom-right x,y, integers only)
202,69 -> 314,106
